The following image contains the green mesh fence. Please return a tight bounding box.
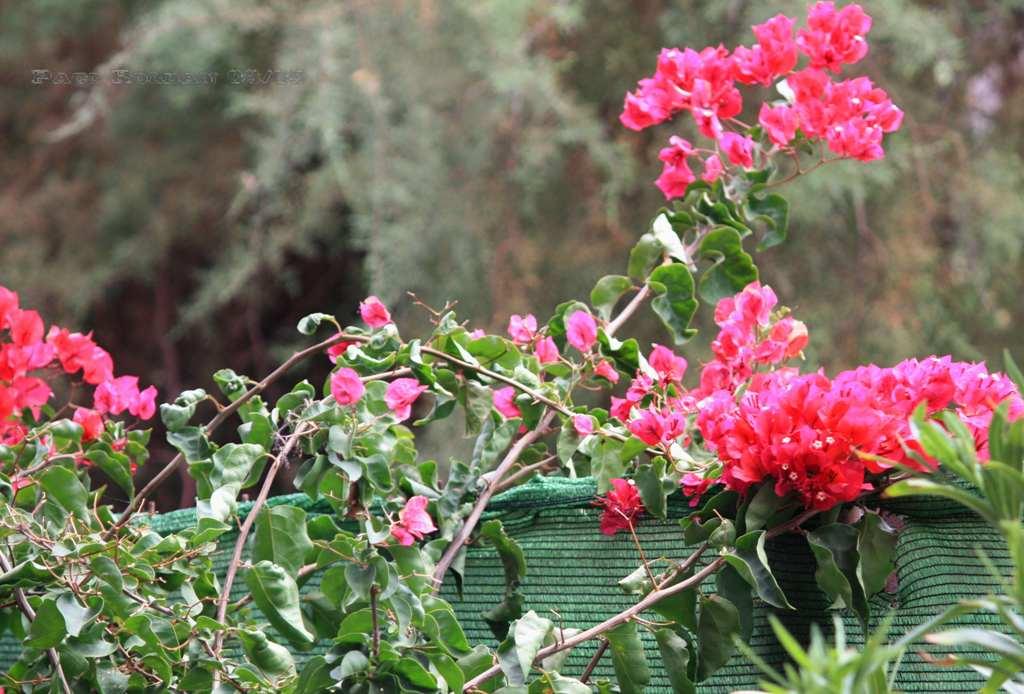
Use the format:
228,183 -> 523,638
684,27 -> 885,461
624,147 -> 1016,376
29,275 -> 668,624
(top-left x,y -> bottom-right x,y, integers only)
1,477 -> 1009,691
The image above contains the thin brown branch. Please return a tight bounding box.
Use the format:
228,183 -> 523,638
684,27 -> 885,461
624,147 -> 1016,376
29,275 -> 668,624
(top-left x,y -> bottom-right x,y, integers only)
491,456 -> 557,495
431,410 -> 556,593
211,422 -> 314,657
579,639 -> 609,683
111,332 -> 362,533
464,557 -> 727,691
606,284 -> 651,336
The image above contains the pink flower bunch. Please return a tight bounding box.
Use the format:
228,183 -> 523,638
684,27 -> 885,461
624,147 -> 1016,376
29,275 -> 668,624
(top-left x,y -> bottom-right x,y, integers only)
390,495 -> 437,546
506,313 -> 561,365
609,344 -> 693,448
0,285 -> 156,447
620,3 -> 903,199
595,478 -> 645,535
698,282 -> 808,396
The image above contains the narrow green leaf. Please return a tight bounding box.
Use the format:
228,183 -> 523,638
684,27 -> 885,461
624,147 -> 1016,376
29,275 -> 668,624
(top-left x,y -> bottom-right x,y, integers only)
724,530 -> 794,610
606,621 -> 651,694
696,595 -> 740,681
654,628 -> 696,694
807,523 -> 869,626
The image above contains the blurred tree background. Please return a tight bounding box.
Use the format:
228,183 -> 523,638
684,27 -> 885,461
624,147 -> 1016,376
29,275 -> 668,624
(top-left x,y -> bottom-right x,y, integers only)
2,0 -> 1023,509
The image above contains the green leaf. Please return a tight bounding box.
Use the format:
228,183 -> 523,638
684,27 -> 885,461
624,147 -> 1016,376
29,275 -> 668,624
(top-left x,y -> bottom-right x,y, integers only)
724,530 -> 794,609
807,523 -> 869,626
480,520 -> 527,640
245,560 -> 316,649
696,227 -> 758,303
591,438 -> 626,494
26,598 -> 66,648
696,595 -> 740,681
396,657 -> 438,689
462,381 -> 494,437
84,449 -> 134,499
503,611 -> 553,684
39,466 -> 90,522
198,443 -> 267,522
747,193 -> 789,250
654,628 -> 696,694
743,482 -> 785,533
297,312 -> 333,335
159,389 -> 206,432
635,459 -> 668,520
648,263 -> 698,345
716,565 -> 754,641
606,621 -> 651,694
591,275 -> 634,321
253,505 -> 314,577
528,673 -> 593,693
885,478 -> 996,526
55,592 -> 98,638
295,656 -> 335,694
857,511 -> 898,598
628,233 -> 665,281
239,628 -> 296,679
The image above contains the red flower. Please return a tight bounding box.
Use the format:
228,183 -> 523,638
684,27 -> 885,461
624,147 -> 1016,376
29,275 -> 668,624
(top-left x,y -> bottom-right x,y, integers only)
73,407 -> 104,442
595,479 -> 644,535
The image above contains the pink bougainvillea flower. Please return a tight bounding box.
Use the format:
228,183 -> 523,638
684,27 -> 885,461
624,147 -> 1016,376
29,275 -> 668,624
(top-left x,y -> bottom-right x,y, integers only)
595,478 -> 645,535
572,414 -> 595,437
534,336 -> 560,365
46,327 -> 113,385
507,314 -> 538,345
74,407 -> 104,442
468,328 -> 486,339
390,495 -> 437,546
594,359 -> 620,384
797,1 -> 872,73
129,385 -> 157,420
359,295 -> 391,328
330,367 -> 365,406
94,376 -> 156,420
566,310 -> 598,353
719,132 -> 754,168
681,472 -> 714,508
385,378 -> 427,421
758,104 -> 800,146
627,407 -> 687,446
701,154 -> 724,182
648,344 -> 688,384
492,386 -> 522,419
655,136 -> 697,199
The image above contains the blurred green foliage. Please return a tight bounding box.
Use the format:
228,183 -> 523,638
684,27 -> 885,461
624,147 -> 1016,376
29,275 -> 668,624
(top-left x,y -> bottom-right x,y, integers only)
2,0 -> 1023,506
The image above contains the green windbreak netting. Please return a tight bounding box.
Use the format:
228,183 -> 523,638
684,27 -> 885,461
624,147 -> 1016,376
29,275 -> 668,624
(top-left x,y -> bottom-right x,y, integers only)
1,477 -> 1010,691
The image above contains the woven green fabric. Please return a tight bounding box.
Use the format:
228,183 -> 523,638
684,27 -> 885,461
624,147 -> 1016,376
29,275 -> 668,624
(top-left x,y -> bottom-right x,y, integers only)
1,478 -> 1010,691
